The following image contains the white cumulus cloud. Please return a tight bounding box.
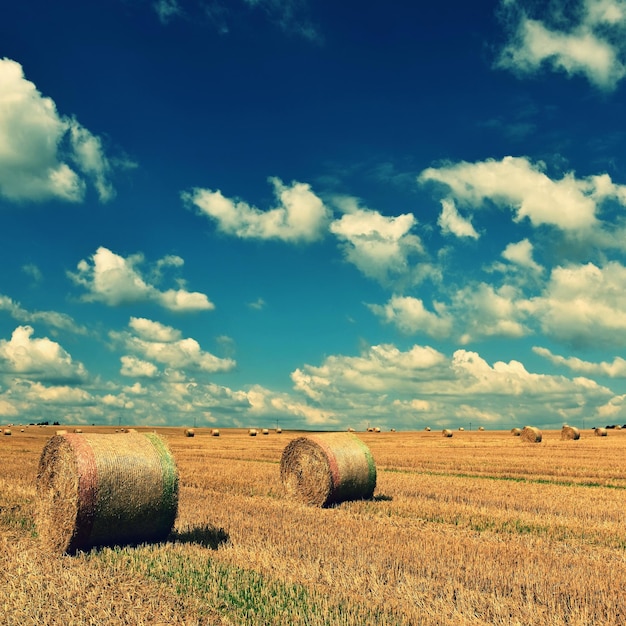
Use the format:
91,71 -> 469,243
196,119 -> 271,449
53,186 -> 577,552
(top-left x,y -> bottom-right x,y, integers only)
68,247 -> 214,312
0,58 -> 118,203
330,198 -> 424,284
112,317 -> 236,375
528,261 -> 626,346
497,0 -> 626,90
0,326 -> 87,383
183,177 -> 330,242
419,156 -> 626,233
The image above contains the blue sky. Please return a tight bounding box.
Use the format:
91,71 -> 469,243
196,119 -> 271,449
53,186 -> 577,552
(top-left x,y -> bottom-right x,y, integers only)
2,0 -> 626,430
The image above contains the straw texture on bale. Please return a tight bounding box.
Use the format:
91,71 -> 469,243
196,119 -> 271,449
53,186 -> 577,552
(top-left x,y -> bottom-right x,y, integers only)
36,432 -> 178,555
521,426 -> 542,443
561,425 -> 580,440
511,428 -> 522,436
280,432 -> 376,507
595,427 -> 608,437
442,429 -> 453,437
184,428 -> 195,437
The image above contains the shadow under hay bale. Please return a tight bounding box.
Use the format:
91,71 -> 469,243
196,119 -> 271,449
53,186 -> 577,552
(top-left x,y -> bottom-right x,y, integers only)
280,432 -> 376,507
171,523 -> 229,549
36,432 -> 178,555
521,426 -> 542,443
561,425 -> 580,440
442,429 -> 453,437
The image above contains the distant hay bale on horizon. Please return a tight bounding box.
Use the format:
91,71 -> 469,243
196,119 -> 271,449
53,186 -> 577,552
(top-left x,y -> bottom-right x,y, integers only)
36,432 -> 178,555
211,429 -> 220,437
276,427 -> 282,434
280,432 -> 376,507
424,427 -> 431,432
347,427 -> 355,432
249,428 -> 257,436
442,429 -> 453,437
561,425 -> 580,440
3,429 -> 11,436
511,428 -> 522,436
55,430 -> 67,436
73,428 -> 83,434
595,427 -> 608,437
458,427 -> 465,431
521,426 -> 542,443
262,428 -> 269,435
478,426 -> 485,431
184,428 -> 195,437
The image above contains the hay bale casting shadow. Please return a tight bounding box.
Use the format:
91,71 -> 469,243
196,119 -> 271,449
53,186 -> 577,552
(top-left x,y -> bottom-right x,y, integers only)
280,432 -> 376,507
561,425 -> 580,440
37,432 -> 178,555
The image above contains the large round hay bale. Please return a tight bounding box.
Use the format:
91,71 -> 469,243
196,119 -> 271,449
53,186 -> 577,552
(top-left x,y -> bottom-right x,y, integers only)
211,429 -> 220,437
248,428 -> 257,436
595,427 -> 608,437
478,426 -> 485,431
276,427 -> 282,434
3,428 -> 12,436
36,432 -> 178,555
262,428 -> 269,435
424,426 -> 431,432
442,429 -> 453,437
561,425 -> 580,440
511,428 -> 522,436
521,426 -> 542,443
280,432 -> 376,507
184,428 -> 195,437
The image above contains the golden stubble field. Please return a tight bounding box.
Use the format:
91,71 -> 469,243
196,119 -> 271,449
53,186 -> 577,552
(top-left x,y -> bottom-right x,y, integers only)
2,425 -> 626,625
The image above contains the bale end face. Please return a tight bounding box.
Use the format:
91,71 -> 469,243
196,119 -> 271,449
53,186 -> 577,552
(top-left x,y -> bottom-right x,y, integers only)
521,426 -> 542,443
561,425 -> 580,440
280,433 -> 376,507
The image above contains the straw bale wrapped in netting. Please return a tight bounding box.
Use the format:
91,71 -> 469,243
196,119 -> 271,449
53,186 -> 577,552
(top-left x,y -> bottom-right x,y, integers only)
561,425 -> 580,440
280,432 -> 376,507
595,427 -> 608,437
36,432 -> 178,555
442,429 -> 453,437
521,425 -> 542,443
184,428 -> 195,437
511,428 -> 522,436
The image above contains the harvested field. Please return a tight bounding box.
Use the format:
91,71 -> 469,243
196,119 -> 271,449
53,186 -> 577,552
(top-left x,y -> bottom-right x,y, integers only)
3,426 -> 626,625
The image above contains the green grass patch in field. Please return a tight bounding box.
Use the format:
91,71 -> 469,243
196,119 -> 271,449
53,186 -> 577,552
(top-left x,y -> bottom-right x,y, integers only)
95,546 -> 409,626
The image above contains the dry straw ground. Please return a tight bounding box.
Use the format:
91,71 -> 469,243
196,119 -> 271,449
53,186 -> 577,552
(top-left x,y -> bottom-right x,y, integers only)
3,425 -> 626,624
